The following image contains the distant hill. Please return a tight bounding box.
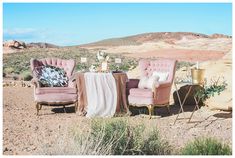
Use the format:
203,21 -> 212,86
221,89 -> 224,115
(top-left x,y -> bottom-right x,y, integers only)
3,40 -> 60,54
80,32 -> 231,47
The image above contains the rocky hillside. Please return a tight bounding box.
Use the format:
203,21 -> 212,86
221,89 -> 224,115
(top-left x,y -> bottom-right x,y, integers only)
81,32 -> 231,47
26,42 -> 59,48
3,40 -> 59,54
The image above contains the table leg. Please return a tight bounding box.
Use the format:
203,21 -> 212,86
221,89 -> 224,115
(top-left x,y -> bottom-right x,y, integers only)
174,84 -> 193,124
188,96 -> 200,122
121,79 -> 131,115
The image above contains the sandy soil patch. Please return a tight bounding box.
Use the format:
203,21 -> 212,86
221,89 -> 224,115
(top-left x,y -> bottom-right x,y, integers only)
3,87 -> 232,155
126,49 -> 225,61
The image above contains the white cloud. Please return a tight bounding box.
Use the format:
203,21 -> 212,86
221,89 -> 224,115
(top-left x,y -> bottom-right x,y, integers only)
3,28 -> 37,35
3,28 -> 80,46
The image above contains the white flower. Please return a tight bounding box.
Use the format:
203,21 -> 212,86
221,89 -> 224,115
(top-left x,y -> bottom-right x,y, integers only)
89,65 -> 97,72
97,52 -> 104,61
105,56 -> 109,61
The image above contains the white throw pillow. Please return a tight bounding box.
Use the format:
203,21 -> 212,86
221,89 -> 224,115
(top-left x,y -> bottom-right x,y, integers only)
152,71 -> 169,82
138,75 -> 159,89
138,76 -> 148,89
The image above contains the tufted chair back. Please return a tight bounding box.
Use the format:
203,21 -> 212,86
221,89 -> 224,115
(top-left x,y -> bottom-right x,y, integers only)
30,58 -> 75,78
139,59 -> 177,83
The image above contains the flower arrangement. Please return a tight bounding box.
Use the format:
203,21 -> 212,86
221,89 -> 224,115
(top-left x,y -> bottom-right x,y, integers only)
96,51 -> 109,62
96,51 -> 110,72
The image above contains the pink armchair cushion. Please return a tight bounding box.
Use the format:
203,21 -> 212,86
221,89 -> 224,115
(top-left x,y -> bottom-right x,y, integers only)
128,95 -> 154,105
129,88 -> 153,98
35,93 -> 77,103
35,87 -> 77,95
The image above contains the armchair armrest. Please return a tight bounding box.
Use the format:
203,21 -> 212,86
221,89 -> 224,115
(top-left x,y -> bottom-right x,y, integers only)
153,81 -> 173,101
155,81 -> 172,88
126,79 -> 140,89
69,73 -> 77,82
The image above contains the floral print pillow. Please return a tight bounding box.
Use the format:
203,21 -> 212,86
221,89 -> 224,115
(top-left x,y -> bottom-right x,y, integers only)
34,65 -> 68,87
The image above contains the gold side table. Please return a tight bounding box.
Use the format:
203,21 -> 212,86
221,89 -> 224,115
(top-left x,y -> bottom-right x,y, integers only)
173,81 -> 201,125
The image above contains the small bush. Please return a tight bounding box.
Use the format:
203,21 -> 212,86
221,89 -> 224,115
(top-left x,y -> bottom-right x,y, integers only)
21,71 -> 33,81
181,137 -> 232,155
71,119 -> 171,155
4,67 -> 14,74
176,61 -> 194,70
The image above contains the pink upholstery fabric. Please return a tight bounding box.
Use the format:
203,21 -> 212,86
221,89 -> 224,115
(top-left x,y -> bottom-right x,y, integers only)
126,79 -> 139,96
30,58 -> 75,78
128,95 -> 154,105
139,59 -> 176,83
30,58 -> 78,105
35,93 -> 77,103
36,87 -> 77,94
129,88 -> 153,98
128,59 -> 177,106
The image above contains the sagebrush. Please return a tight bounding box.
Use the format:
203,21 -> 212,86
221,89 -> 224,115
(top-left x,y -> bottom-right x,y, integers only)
181,137 -> 232,155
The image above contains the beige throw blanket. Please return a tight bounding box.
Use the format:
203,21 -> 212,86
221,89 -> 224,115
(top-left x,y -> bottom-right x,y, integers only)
84,73 -> 117,117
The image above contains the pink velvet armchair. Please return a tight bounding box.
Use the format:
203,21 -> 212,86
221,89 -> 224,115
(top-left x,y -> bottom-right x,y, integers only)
30,58 -> 78,115
127,59 -> 177,118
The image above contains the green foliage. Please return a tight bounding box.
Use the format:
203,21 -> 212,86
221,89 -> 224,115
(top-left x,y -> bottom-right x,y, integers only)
76,63 -> 90,72
176,61 -> 194,70
195,78 -> 227,102
72,119 -> 171,155
4,67 -> 15,74
21,70 -> 33,81
3,48 -> 137,76
109,59 -> 138,72
181,137 -> 232,155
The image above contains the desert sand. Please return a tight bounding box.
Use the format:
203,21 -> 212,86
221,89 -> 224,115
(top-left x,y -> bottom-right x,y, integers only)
3,87 -> 232,155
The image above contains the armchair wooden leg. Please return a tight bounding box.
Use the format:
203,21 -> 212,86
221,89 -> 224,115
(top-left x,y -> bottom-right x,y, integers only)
74,101 -> 78,113
147,104 -> 154,119
166,105 -> 171,115
38,104 -> 42,110
63,105 -> 66,113
36,103 -> 40,115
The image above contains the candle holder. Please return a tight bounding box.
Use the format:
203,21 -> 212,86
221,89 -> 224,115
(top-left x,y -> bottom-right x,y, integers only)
191,68 -> 205,85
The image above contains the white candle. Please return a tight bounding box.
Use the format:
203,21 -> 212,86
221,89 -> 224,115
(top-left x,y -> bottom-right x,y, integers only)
196,61 -> 199,69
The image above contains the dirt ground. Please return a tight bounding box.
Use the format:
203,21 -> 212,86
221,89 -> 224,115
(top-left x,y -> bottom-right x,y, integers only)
3,87 -> 232,155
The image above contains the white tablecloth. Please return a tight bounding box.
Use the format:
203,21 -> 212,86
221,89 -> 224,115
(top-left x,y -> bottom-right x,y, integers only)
84,73 -> 117,117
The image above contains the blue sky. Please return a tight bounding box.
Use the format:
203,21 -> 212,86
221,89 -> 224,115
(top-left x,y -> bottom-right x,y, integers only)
3,3 -> 232,46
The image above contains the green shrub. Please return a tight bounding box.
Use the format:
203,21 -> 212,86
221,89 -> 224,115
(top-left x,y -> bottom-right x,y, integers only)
21,71 -> 33,81
195,79 -> 227,102
3,48 -> 138,75
181,137 -> 232,155
176,61 -> 194,70
71,119 -> 171,155
4,67 -> 14,74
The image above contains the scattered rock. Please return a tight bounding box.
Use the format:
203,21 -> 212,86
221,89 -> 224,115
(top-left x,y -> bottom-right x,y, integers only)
3,40 -> 26,49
